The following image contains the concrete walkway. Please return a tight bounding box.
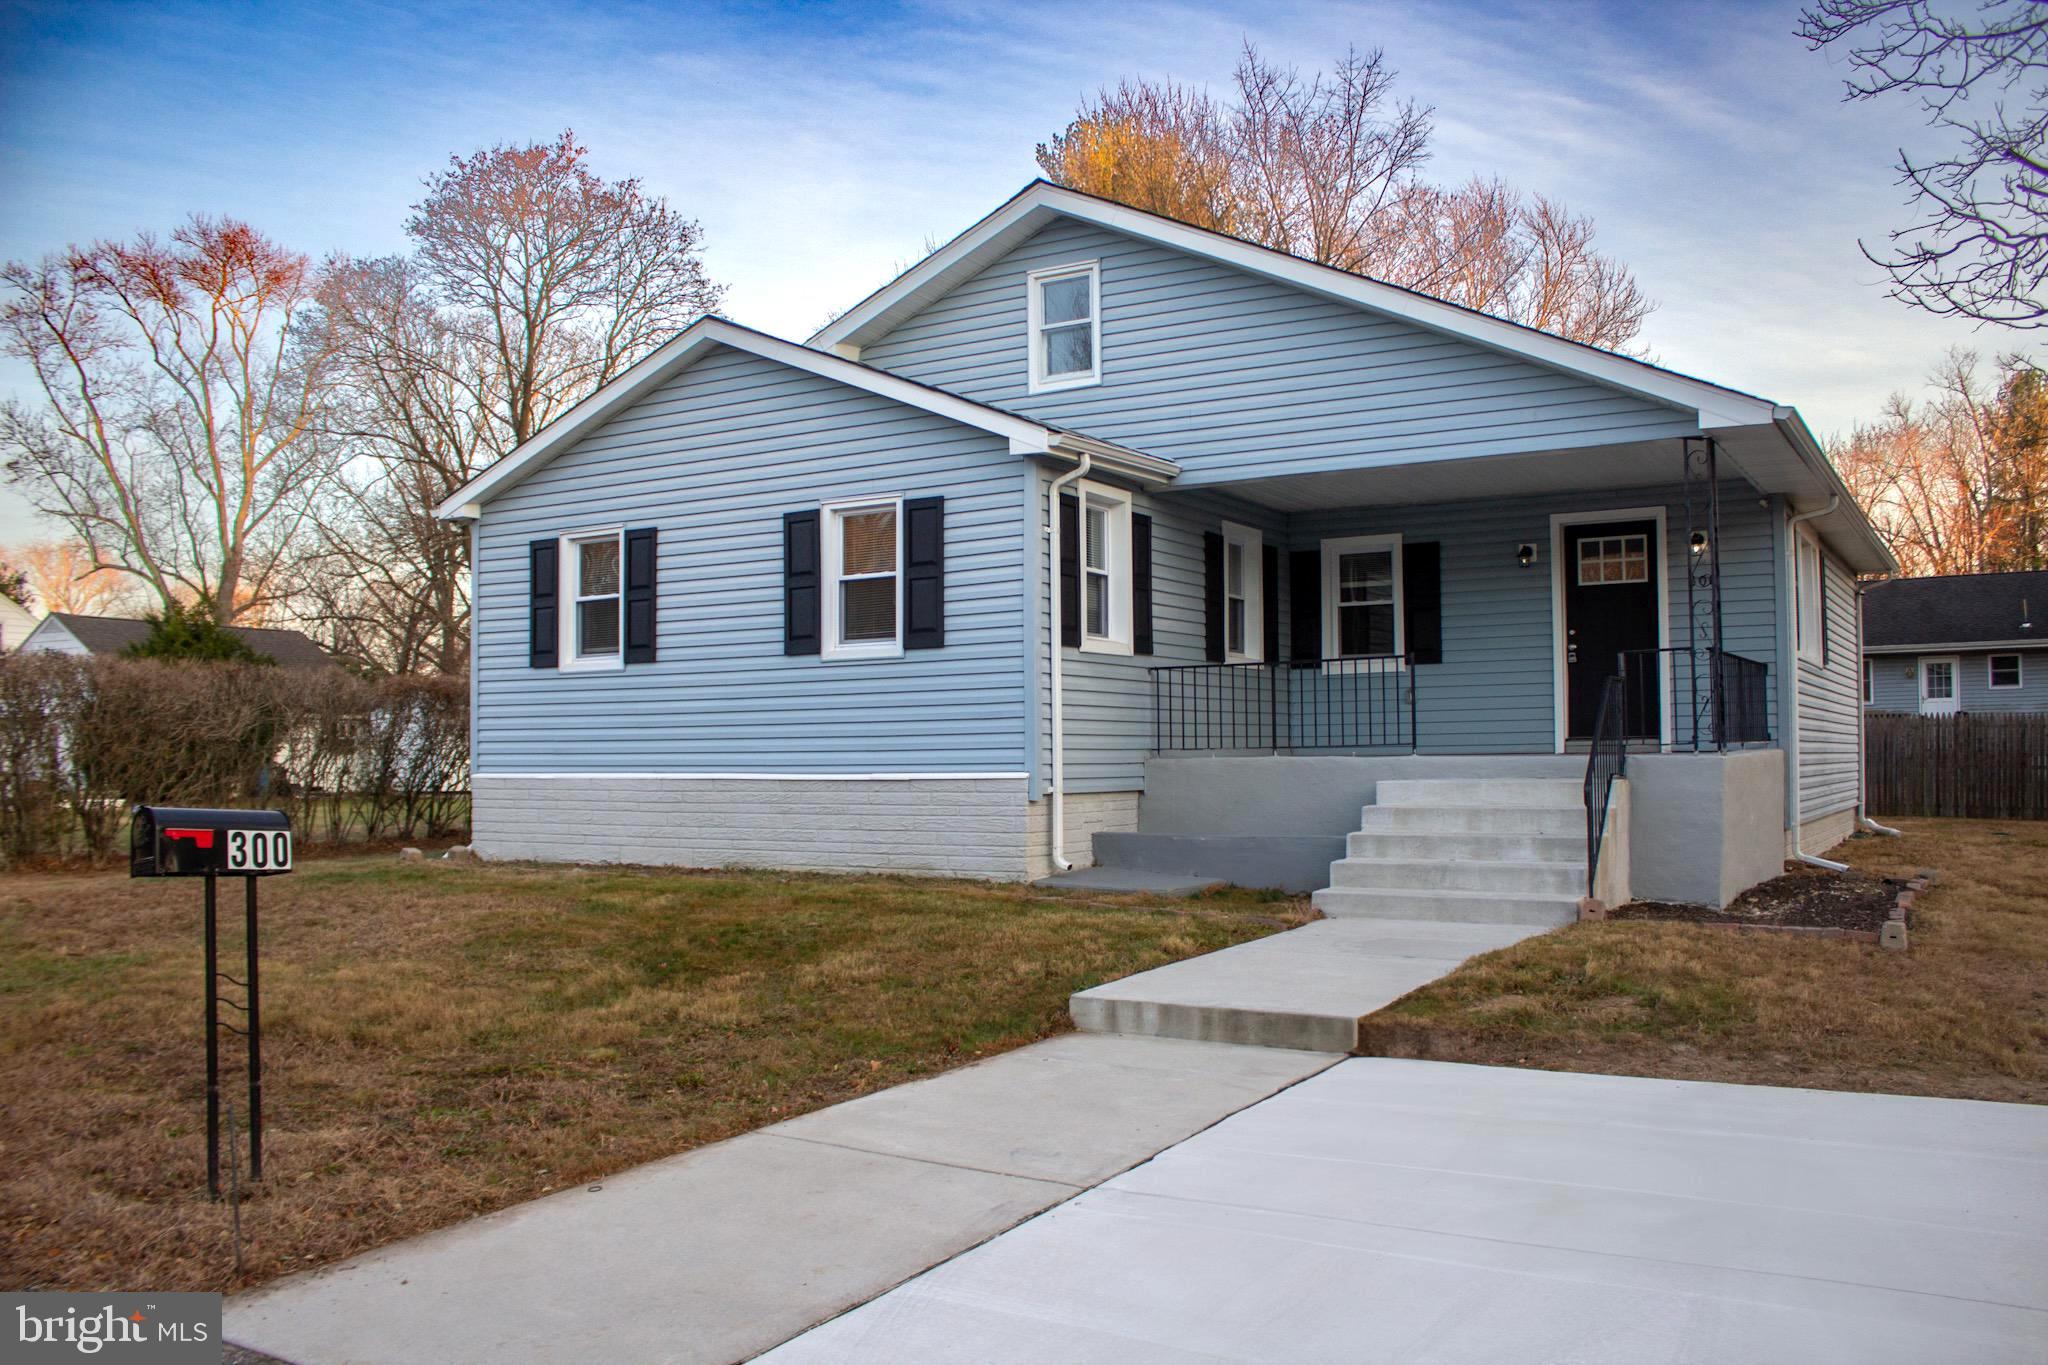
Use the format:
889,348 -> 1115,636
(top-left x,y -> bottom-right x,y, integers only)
764,1059 -> 2048,1364
1071,918 -> 1547,1051
222,1034 -> 1337,1365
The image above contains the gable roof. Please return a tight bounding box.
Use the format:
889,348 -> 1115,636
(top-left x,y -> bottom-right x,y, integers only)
1863,571 -> 2048,651
808,180 -> 1895,576
811,180 -> 1783,430
433,316 -> 1176,520
29,612 -> 339,669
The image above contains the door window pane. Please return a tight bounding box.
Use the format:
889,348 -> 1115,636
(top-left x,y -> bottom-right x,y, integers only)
1577,534 -> 1648,585
1925,661 -> 1954,699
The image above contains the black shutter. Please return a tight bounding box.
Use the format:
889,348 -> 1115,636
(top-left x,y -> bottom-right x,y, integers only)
529,539 -> 558,669
1203,531 -> 1225,662
1261,543 -> 1279,663
624,527 -> 658,664
1060,493 -> 1080,648
1289,550 -> 1320,666
784,510 -> 821,656
1403,542 -> 1442,665
905,496 -> 945,650
1132,513 -> 1154,655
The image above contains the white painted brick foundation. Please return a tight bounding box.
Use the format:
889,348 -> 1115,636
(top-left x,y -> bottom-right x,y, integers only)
473,775 -> 1035,880
1025,791 -> 1142,881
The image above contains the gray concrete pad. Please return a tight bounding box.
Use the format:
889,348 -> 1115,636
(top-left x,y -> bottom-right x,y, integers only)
763,1060 -> 2048,1365
1034,867 -> 1224,894
223,1034 -> 1336,1365
1070,918 -> 1544,1051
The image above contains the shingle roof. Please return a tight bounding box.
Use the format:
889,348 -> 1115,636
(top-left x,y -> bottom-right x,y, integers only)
1862,571 -> 2048,649
44,612 -> 340,670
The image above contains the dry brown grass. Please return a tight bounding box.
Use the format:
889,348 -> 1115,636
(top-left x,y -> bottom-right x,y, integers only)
0,858 -> 1309,1293
1361,818 -> 2048,1102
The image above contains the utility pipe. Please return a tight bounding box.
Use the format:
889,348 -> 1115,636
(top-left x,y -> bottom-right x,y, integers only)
1786,495 -> 1850,871
1045,453 -> 1093,872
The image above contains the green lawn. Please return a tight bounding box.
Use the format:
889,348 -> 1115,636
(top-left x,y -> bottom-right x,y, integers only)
0,857 -> 1309,1293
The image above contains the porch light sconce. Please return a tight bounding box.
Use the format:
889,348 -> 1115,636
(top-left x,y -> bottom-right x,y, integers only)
1516,543 -> 1537,568
1689,531 -> 1710,555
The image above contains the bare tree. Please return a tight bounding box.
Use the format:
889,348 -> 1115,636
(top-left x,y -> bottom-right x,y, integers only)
1800,0 -> 2048,328
0,219 -> 341,621
1832,349 -> 2048,571
9,538 -> 148,615
310,132 -> 725,673
1035,44 -> 1652,350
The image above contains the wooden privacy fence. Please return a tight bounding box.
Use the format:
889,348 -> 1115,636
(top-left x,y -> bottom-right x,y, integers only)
1866,712 -> 2048,819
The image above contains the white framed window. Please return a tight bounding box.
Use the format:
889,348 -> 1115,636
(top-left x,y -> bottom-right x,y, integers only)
822,497 -> 903,659
560,528 -> 624,671
1989,653 -> 2023,689
1221,521 -> 1264,662
1322,534 -> 1404,660
1026,261 -> 1101,393
1795,529 -> 1824,665
1078,480 -> 1132,654
1863,657 -> 1875,704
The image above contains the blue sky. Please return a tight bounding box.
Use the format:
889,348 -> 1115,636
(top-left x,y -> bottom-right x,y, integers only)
0,0 -> 2002,543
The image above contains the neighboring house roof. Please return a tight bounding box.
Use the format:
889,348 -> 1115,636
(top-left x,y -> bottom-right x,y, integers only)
0,596 -> 37,653
1863,571 -> 2048,652
807,180 -> 1894,576
435,316 -> 1178,520
21,612 -> 340,669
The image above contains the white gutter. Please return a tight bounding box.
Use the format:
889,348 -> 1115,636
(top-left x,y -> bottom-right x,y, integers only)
1786,495 -> 1850,871
1045,452 -> 1092,872
1851,577 -> 1904,838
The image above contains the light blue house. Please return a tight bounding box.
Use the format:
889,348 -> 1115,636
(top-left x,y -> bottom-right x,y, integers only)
437,182 -> 1895,910
1862,570 -> 2048,715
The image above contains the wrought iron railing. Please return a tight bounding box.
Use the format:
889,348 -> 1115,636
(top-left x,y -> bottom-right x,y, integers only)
1149,654 -> 1416,753
1616,647 -> 1772,752
1584,674 -> 1628,894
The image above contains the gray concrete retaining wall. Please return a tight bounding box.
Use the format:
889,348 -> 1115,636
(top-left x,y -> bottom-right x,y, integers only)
1140,755 -> 1584,837
1626,749 -> 1786,907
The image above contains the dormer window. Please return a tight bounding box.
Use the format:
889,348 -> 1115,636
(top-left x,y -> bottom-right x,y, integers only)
1026,262 -> 1100,393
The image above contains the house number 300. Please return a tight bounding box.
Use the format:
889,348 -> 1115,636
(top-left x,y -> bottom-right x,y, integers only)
226,829 -> 292,872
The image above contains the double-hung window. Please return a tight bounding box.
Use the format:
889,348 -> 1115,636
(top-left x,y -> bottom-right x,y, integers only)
1795,530 -> 1824,664
1990,653 -> 2023,689
1221,521 -> 1263,662
1078,480 -> 1131,653
561,529 -> 623,670
1322,534 -> 1403,660
1027,262 -> 1100,393
822,498 -> 903,658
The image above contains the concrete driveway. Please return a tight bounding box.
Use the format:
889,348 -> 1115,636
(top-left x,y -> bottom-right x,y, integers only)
763,1060 -> 2048,1364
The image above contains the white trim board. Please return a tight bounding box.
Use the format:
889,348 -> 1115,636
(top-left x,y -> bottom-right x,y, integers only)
1549,506 -> 1671,753
473,772 -> 1034,782
433,316 -> 1173,520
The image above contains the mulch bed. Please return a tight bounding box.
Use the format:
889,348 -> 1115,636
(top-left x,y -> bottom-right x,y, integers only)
1614,864 -> 1906,934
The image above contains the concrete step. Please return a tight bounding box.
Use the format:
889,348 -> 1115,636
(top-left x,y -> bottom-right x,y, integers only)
1356,804 -> 1585,836
1311,886 -> 1581,927
1328,856 -> 1588,896
1373,778 -> 1584,809
1345,829 -> 1583,862
1091,832 -> 1348,895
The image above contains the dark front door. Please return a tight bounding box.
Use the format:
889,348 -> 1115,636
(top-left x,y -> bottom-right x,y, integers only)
1563,519 -> 1660,740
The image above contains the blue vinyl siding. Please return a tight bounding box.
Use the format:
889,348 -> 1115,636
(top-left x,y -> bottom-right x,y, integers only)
1796,538 -> 1864,821
1050,482 -> 1781,792
473,344 -> 1030,774
860,217 -> 1700,484
1866,648 -> 2048,714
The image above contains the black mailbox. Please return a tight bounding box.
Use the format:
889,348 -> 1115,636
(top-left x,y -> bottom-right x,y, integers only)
132,806 -> 294,878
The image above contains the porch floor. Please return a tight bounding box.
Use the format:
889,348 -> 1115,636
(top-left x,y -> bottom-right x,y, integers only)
1069,918 -> 1548,1052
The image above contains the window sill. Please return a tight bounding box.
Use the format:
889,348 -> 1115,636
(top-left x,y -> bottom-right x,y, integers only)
559,656 -> 625,673
1077,636 -> 1132,657
1029,372 -> 1101,396
822,643 -> 905,662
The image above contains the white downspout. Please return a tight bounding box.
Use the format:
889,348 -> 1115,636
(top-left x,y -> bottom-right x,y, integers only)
1046,453 -> 1092,872
1787,495 -> 1849,871
1853,578 -> 1904,837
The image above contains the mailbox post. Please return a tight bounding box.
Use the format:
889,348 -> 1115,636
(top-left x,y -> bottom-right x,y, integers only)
132,806 -> 292,1199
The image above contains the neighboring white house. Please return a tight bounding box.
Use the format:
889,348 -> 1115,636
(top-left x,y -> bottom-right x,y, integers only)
0,595 -> 37,653
18,611 -> 339,670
